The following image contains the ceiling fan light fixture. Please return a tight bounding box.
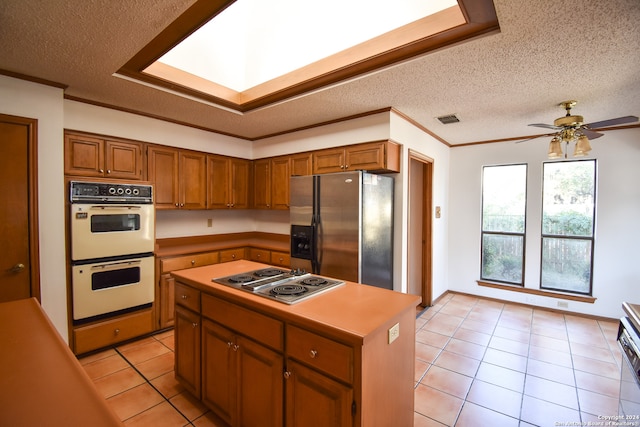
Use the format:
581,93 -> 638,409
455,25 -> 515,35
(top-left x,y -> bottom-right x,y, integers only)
548,137 -> 563,159
574,134 -> 592,157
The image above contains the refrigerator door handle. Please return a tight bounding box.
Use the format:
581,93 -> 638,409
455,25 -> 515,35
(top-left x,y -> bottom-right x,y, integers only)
311,216 -> 321,274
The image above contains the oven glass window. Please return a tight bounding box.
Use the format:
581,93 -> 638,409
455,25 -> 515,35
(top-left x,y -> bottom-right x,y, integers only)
92,266 -> 140,290
91,214 -> 140,233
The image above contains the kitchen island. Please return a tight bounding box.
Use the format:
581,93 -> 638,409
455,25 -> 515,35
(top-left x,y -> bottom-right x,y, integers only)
0,298 -> 122,427
171,260 -> 421,427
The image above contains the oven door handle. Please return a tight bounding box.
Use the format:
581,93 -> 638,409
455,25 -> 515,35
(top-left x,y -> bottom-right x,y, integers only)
90,260 -> 142,270
88,205 -> 142,211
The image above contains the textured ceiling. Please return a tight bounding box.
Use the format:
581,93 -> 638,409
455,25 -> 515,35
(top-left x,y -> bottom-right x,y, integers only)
1,0 -> 639,144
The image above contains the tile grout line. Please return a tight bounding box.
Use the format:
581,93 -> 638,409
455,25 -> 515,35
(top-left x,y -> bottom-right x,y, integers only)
113,342 -> 196,426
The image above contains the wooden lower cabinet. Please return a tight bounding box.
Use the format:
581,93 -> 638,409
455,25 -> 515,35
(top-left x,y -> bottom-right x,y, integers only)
73,308 -> 153,355
175,305 -> 201,398
202,319 -> 283,427
285,359 -> 353,427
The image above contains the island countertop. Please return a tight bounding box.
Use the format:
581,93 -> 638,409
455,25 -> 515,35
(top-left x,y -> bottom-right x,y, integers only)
0,298 -> 122,427
170,260 -> 422,342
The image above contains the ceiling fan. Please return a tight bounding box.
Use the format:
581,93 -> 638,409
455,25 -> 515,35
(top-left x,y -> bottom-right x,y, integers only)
527,100 -> 638,159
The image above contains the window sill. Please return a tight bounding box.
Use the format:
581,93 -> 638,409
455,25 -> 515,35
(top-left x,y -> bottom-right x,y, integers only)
476,280 -> 596,304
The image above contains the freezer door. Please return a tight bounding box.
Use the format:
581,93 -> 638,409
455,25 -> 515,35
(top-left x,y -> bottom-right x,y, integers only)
290,176 -> 314,272
317,172 -> 360,282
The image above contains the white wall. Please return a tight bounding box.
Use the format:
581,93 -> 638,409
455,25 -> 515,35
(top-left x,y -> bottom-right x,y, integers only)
448,128 -> 640,318
0,75 -> 67,337
390,112 -> 451,299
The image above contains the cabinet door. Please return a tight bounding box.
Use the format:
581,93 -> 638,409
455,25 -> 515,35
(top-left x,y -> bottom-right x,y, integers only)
290,152 -> 313,176
64,133 -> 105,177
237,336 -> 283,427
105,139 -> 143,180
179,150 -> 207,209
313,147 -> 345,174
148,146 -> 179,209
207,154 -> 230,209
248,248 -> 270,264
345,142 -> 385,171
253,158 -> 271,209
175,306 -> 201,398
270,156 -> 290,210
158,274 -> 175,328
202,320 -> 236,426
230,158 -> 250,209
285,360 -> 353,427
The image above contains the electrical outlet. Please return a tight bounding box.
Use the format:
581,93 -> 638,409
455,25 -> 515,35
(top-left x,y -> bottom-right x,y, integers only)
557,301 -> 569,309
207,218 -> 213,227
388,323 -> 400,344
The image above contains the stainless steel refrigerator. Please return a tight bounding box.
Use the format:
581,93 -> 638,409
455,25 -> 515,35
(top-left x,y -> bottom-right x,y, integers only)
290,171 -> 394,289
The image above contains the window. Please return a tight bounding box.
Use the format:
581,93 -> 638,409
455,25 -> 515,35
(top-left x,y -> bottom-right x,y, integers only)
481,164 -> 527,285
541,160 -> 596,294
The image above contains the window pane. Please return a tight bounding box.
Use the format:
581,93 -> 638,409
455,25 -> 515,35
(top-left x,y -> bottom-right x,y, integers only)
482,164 -> 527,233
481,234 -> 524,284
541,237 -> 592,293
542,161 -> 595,237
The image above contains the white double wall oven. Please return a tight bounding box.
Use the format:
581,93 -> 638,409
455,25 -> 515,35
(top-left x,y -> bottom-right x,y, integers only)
69,181 -> 155,322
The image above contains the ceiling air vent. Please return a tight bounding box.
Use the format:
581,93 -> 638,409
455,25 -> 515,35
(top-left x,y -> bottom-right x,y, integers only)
436,114 -> 460,124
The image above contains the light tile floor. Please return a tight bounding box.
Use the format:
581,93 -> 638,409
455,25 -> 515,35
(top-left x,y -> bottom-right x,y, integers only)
79,293 -> 623,426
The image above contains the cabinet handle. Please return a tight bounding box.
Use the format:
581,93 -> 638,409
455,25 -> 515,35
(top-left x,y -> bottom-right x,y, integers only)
99,169 -> 104,173
233,344 -> 240,352
175,203 -> 179,207
181,294 -> 188,299
230,203 -> 234,208
309,349 -> 318,359
283,371 -> 291,379
231,254 -> 236,259
227,341 -> 233,348
192,322 -> 198,328
191,260 -> 196,266
114,328 -> 120,336
180,203 -> 184,207
107,169 -> 111,174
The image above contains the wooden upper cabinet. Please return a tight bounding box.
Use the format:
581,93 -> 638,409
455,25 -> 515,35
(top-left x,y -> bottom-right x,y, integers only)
148,146 -> 206,209
270,156 -> 291,210
208,155 -> 250,209
147,146 -> 179,209
254,156 -> 291,210
312,146 -> 345,174
313,141 -> 400,174
290,152 -> 312,176
229,158 -> 250,209
252,158 -> 271,209
179,151 -> 207,209
64,132 -> 143,180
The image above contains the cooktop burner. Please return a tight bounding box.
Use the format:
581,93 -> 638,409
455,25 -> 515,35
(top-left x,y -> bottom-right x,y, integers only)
212,268 -> 344,304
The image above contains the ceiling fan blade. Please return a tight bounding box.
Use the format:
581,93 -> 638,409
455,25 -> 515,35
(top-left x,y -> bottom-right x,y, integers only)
586,115 -> 639,128
528,123 -> 560,130
581,128 -> 604,139
515,134 -> 548,144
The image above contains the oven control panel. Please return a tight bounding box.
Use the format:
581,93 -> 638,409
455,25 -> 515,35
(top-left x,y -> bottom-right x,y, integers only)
70,181 -> 153,204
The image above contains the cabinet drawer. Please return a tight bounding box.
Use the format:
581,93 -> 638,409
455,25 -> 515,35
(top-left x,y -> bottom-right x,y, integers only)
219,248 -> 245,263
175,282 -> 201,312
286,325 -> 353,384
73,309 -> 153,354
270,251 -> 290,267
161,252 -> 219,273
248,248 -> 270,263
201,294 -> 283,351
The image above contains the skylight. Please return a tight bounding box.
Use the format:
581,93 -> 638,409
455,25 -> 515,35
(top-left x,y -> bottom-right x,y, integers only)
154,0 -> 457,92
117,0 -> 499,113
